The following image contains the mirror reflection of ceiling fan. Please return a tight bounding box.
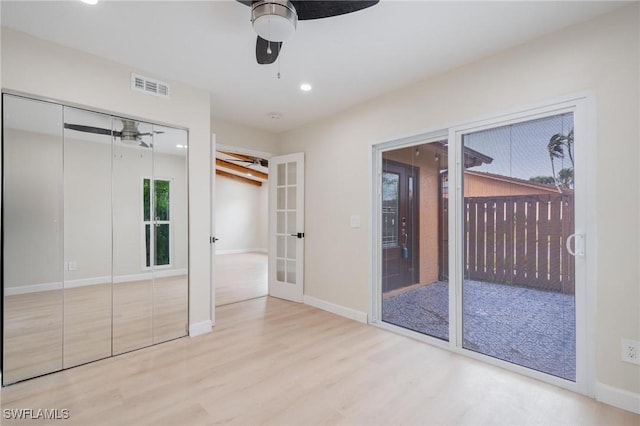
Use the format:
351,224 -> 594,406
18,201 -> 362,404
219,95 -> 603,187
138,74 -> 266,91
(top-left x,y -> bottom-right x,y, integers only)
64,119 -> 163,148
238,0 -> 379,64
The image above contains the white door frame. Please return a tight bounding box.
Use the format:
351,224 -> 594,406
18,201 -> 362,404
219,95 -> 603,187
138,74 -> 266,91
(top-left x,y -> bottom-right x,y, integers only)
370,92 -> 596,396
210,133 -> 217,325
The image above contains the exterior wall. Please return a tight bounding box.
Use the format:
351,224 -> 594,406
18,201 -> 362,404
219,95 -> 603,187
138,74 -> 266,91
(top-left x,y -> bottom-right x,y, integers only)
464,172 -> 561,197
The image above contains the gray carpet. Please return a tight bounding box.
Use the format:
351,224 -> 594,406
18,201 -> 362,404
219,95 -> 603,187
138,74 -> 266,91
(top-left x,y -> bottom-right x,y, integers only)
382,280 -> 576,381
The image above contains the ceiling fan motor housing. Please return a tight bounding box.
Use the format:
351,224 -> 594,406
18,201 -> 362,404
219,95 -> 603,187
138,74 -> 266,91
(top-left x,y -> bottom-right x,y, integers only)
120,119 -> 141,144
251,0 -> 297,42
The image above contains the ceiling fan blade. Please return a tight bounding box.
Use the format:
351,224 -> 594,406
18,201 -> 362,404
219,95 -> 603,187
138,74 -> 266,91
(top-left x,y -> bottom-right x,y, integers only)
137,131 -> 165,137
293,0 -> 378,20
64,123 -> 114,136
236,0 -> 253,6
256,36 -> 282,65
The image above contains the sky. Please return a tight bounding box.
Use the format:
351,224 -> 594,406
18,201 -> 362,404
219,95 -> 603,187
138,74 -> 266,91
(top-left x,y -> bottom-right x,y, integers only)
463,112 -> 574,182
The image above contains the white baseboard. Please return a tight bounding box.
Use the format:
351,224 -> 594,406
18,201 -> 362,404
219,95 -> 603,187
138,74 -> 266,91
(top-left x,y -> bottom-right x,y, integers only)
189,320 -> 213,337
216,248 -> 267,255
5,269 -> 189,296
303,295 -> 368,324
595,382 -> 640,414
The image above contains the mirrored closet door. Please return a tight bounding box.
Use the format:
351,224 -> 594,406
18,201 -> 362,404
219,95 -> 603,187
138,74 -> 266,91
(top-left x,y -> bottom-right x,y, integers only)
2,94 -> 189,385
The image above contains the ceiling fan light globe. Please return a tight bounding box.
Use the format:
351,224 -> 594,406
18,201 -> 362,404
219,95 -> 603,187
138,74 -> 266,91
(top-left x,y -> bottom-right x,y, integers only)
251,0 -> 297,42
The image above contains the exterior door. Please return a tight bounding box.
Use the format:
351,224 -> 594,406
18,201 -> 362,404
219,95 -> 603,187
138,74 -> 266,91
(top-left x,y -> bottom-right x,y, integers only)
382,159 -> 419,293
268,153 -> 304,302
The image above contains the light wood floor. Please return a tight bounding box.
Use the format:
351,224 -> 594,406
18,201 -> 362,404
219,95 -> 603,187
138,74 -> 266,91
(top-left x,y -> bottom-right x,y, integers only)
215,252 -> 267,306
3,276 -> 188,384
1,296 -> 638,425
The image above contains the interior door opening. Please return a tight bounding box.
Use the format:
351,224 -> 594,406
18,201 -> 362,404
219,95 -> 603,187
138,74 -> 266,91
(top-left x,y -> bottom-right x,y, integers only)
213,147 -> 270,307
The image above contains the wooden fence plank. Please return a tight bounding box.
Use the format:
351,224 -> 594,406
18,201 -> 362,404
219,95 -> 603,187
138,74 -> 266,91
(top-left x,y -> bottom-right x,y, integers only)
505,198 -> 515,284
549,196 -> 562,292
538,196 -> 551,289
515,198 -> 527,284
562,195 -> 575,294
525,197 -> 539,285
486,200 -> 496,282
468,199 -> 478,278
495,199 -> 506,282
476,200 -> 487,279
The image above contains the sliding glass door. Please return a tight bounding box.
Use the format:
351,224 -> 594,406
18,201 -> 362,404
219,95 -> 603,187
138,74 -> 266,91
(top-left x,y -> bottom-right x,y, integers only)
460,113 -> 576,380
375,101 -> 588,389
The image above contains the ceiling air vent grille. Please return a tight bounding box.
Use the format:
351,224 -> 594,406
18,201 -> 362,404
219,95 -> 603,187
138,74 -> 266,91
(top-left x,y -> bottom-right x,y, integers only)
131,73 -> 170,99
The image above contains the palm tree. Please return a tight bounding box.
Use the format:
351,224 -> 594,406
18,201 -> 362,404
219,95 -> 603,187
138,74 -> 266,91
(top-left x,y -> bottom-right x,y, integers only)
547,136 -> 564,183
547,127 -> 574,187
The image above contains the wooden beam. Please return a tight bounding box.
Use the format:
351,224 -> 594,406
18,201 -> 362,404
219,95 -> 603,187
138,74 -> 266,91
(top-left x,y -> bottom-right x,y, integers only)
219,151 -> 256,163
215,158 -> 268,180
216,170 -> 262,187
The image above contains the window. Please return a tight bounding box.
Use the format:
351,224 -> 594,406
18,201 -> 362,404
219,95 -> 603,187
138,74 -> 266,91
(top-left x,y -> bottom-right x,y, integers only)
382,172 -> 400,247
143,178 -> 171,268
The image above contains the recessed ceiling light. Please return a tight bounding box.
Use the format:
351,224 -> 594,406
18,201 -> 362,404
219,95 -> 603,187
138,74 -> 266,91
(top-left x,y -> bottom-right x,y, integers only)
300,83 -> 312,92
81,0 -> 99,5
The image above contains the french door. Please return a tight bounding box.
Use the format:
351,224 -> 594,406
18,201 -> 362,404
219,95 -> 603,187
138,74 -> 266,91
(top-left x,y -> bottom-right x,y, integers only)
375,98 -> 592,392
268,153 -> 305,302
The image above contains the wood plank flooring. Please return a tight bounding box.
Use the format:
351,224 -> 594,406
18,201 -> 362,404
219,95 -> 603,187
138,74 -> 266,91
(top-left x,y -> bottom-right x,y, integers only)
3,276 -> 188,384
1,296 -> 638,425
215,253 -> 267,306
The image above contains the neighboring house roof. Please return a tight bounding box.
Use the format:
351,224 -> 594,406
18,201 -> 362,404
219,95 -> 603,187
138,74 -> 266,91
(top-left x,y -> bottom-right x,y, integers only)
464,170 -> 573,195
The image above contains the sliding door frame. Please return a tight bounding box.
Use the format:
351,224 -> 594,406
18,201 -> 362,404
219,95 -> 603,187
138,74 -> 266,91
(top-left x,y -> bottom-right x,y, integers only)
370,92 -> 596,396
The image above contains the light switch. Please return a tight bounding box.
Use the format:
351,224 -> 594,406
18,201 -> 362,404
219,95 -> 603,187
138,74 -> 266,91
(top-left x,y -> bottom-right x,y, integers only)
350,215 -> 361,228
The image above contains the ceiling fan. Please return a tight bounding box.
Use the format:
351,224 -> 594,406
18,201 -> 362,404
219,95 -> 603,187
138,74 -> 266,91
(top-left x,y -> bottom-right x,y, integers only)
64,119 -> 162,148
238,0 -> 379,64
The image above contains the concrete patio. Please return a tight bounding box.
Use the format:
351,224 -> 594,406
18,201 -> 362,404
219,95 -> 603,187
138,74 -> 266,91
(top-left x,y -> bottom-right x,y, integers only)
382,280 -> 576,380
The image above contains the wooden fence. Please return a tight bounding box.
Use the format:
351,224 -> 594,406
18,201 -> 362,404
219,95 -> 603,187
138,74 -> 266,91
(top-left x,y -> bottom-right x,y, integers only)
462,193 -> 574,294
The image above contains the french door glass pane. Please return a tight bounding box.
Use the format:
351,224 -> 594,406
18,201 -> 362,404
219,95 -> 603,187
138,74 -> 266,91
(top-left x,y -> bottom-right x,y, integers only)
154,180 -> 170,221
275,162 -> 298,286
461,113 -> 575,380
144,178 -> 151,221
381,141 -> 449,341
155,224 -> 170,266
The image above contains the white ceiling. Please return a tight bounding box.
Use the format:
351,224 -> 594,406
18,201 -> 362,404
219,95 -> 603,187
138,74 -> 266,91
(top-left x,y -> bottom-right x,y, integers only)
1,0 -> 626,133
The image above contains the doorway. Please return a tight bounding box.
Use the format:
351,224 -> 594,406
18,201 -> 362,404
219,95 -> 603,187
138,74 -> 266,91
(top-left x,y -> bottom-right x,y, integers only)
213,147 -> 270,306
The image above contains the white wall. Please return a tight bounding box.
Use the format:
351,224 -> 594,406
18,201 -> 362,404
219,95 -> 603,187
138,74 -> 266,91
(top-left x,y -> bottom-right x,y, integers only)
215,175 -> 268,254
279,5 -> 640,398
2,28 -> 212,328
212,116 -> 279,155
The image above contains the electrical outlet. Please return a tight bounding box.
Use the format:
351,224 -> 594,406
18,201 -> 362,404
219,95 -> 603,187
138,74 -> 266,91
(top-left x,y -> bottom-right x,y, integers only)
68,261 -> 77,271
621,338 -> 640,365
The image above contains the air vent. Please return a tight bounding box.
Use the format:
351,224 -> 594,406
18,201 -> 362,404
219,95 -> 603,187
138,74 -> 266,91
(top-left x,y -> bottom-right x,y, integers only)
131,73 -> 170,99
